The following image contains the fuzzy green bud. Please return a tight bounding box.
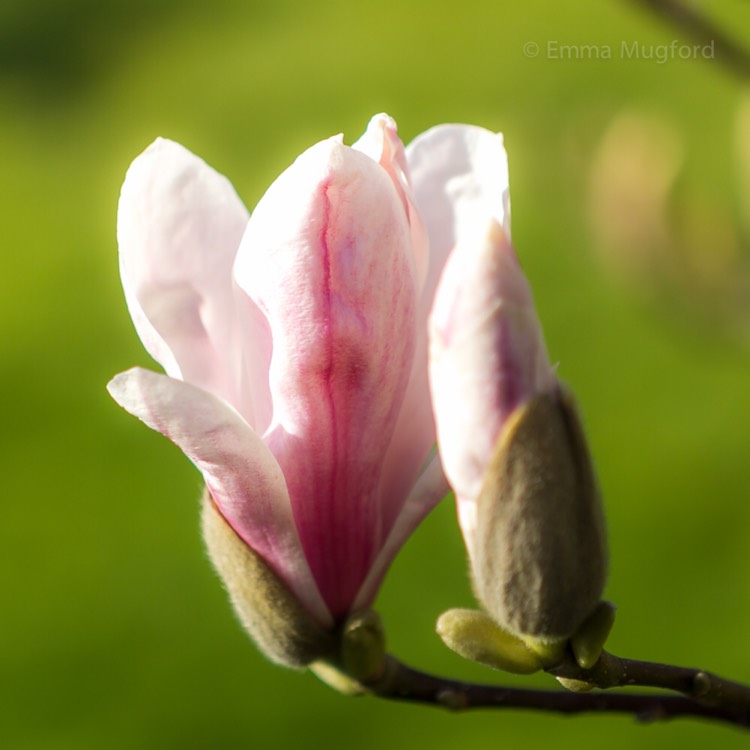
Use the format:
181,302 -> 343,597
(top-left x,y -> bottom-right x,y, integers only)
308,611 -> 387,693
340,610 -> 387,682
472,388 -> 607,641
202,493 -> 335,668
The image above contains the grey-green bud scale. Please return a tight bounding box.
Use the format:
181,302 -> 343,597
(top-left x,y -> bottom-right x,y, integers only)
473,388 -> 607,640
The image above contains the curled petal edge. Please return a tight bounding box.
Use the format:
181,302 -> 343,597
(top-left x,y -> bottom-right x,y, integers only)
106,367 -> 332,628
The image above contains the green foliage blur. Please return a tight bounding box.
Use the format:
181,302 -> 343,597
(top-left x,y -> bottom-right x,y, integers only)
2,0 -> 750,747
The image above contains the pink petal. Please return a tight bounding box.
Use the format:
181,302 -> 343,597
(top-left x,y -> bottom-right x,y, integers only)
232,283 -> 274,437
234,136 -> 417,620
407,125 -> 516,558
353,114 -> 439,544
353,113 -> 429,288
117,138 -> 254,410
377,125 -> 511,524
107,367 -> 331,627
350,115 -> 440,514
353,452 -> 450,611
375,337 -> 438,537
429,220 -> 556,532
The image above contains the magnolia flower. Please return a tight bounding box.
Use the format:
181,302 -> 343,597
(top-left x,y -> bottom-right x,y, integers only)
108,114 -> 509,665
428,160 -> 607,643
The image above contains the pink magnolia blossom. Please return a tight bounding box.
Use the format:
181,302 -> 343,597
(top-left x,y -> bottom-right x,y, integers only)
108,114 -> 508,629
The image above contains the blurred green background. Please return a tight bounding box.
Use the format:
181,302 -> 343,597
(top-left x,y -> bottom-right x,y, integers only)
2,0 -> 750,747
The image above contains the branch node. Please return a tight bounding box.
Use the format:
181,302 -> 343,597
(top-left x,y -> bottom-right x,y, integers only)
437,689 -> 469,711
693,671 -> 713,698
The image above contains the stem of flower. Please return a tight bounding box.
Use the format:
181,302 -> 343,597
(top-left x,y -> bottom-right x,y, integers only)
551,650 -> 750,711
363,651 -> 750,730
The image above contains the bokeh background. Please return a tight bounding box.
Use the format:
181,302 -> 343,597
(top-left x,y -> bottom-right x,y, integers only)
2,0 -> 750,747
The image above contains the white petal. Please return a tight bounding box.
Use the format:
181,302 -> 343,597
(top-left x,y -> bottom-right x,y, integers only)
406,123 -> 510,300
107,367 -> 331,627
117,138 -> 251,409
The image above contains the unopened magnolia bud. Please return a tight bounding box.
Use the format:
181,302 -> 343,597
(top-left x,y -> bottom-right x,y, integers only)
436,608 -> 543,674
201,492 -> 335,668
472,388 -> 607,641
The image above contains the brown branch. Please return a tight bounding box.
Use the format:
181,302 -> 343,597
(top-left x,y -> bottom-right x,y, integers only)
627,0 -> 750,79
363,652 -> 750,730
551,649 -> 750,712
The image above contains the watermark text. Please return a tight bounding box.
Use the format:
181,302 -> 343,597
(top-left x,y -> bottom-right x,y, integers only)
522,39 -> 715,63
